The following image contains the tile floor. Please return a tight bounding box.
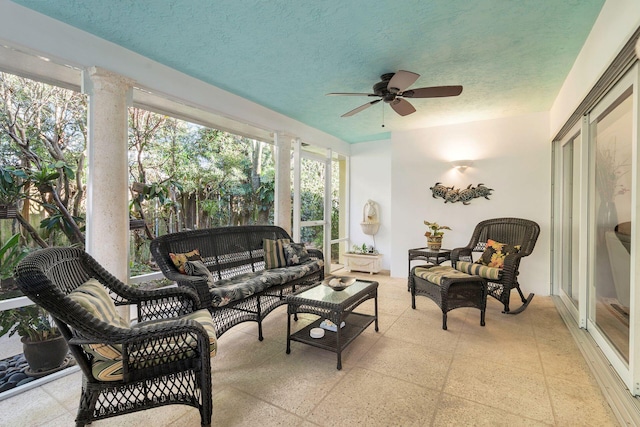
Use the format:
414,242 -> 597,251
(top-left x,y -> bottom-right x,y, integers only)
0,272 -> 620,426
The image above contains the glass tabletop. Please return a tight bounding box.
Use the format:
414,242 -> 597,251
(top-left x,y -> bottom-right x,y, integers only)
294,280 -> 375,304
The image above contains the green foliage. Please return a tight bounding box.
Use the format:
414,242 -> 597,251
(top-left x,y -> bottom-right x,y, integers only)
29,164 -> 61,192
39,206 -> 85,234
0,233 -> 29,280
0,305 -> 59,342
0,166 -> 28,204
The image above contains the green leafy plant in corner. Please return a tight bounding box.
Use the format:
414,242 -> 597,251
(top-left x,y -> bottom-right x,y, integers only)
0,166 -> 28,205
0,234 -> 59,342
0,233 -> 29,281
0,305 -> 59,342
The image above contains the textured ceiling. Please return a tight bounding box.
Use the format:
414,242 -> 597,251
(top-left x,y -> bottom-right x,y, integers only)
13,0 -> 604,143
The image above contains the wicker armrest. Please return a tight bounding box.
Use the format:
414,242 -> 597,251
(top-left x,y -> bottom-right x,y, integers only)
450,247 -> 473,263
307,248 -> 324,261
127,286 -> 202,322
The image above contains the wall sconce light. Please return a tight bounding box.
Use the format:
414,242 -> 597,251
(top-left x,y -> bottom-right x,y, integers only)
451,160 -> 473,172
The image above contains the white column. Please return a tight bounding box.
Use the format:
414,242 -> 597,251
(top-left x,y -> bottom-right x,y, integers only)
83,67 -> 134,283
274,132 -> 292,235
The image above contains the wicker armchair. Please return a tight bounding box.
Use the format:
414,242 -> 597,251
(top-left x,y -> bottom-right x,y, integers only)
450,217 -> 540,314
14,247 -> 214,427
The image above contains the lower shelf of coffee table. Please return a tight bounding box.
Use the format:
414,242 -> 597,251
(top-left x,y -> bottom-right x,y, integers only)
289,313 -> 375,353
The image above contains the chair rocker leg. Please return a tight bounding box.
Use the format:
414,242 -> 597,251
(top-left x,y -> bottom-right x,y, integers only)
504,293 -> 534,314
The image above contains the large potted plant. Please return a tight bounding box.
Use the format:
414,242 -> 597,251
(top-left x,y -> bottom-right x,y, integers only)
0,234 -> 68,374
0,305 -> 68,374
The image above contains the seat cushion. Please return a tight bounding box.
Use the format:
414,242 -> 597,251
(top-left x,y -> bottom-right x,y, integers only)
413,265 -> 472,286
209,259 -> 324,307
88,309 -> 218,382
455,261 -> 502,281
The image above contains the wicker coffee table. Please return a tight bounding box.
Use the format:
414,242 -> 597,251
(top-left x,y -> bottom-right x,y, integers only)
286,279 -> 378,370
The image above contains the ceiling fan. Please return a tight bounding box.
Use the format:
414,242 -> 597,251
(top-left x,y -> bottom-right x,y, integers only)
327,70 -> 462,117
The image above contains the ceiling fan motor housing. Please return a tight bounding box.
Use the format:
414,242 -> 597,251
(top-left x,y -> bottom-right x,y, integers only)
373,75 -> 398,103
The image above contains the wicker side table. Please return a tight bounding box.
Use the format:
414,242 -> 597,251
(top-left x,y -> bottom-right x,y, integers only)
286,280 -> 378,370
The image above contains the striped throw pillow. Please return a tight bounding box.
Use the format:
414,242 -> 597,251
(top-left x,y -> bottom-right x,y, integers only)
69,278 -> 128,328
263,238 -> 289,269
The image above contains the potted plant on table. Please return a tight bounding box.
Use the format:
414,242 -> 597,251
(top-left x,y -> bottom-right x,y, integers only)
424,221 -> 451,251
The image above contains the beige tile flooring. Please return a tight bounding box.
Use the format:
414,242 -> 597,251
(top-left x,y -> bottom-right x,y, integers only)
0,272 -> 620,426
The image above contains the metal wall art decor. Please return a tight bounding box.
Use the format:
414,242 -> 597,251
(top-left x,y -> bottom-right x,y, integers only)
429,183 -> 493,205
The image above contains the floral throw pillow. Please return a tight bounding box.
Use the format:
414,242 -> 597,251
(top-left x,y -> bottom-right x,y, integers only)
476,239 -> 520,269
283,242 -> 310,266
263,238 -> 290,269
169,249 -> 202,273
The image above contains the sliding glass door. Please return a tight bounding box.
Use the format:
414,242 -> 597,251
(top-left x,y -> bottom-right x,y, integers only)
553,65 -> 638,392
588,86 -> 633,363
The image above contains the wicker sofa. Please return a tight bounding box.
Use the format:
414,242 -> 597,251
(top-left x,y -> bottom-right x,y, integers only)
151,225 -> 324,340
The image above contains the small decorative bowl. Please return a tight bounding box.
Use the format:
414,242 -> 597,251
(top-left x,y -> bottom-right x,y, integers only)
322,276 -> 356,291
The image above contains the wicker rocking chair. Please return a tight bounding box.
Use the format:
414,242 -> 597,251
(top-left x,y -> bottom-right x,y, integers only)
14,247 -> 215,427
451,217 -> 540,314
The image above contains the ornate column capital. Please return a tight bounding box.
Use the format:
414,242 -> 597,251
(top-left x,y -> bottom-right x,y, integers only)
84,66 -> 135,96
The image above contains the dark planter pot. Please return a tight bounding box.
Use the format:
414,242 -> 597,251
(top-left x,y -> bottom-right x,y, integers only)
0,204 -> 17,219
21,335 -> 68,373
129,219 -> 146,230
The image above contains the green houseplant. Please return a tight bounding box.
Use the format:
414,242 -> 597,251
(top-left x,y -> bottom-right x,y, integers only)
424,221 -> 451,251
0,234 -> 68,373
0,305 -> 68,373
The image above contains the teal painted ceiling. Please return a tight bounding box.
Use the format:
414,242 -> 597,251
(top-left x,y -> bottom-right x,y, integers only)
13,0 -> 604,143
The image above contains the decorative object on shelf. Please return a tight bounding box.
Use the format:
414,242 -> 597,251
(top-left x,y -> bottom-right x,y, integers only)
319,319 -> 346,332
309,327 -> 325,339
323,276 -> 356,291
430,182 -> 493,204
424,221 -> 451,251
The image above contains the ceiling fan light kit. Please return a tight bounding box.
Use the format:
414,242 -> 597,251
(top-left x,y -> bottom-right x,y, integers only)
327,70 -> 463,118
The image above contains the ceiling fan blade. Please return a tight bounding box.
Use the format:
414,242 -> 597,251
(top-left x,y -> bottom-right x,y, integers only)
342,99 -> 381,117
390,98 -> 416,116
326,92 -> 376,97
387,70 -> 420,93
402,85 -> 463,98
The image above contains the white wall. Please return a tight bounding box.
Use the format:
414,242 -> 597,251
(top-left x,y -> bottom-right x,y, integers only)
550,0 -> 640,137
349,140 -> 392,270
387,112 -> 551,297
